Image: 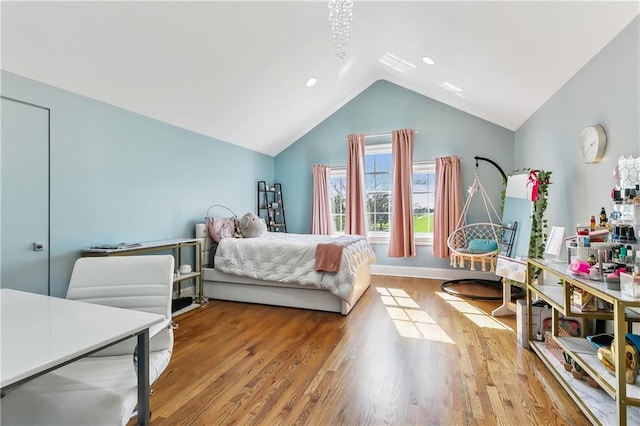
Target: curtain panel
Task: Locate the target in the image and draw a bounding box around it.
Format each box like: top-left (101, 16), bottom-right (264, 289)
top-left (311, 165), bottom-right (333, 235)
top-left (433, 156), bottom-right (463, 258)
top-left (346, 134), bottom-right (367, 236)
top-left (388, 129), bottom-right (416, 257)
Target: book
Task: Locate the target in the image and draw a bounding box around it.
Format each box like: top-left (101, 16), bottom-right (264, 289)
top-left (89, 242), bottom-right (142, 250)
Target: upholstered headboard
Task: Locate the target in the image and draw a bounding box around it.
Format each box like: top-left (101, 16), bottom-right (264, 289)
top-left (198, 204), bottom-right (241, 268)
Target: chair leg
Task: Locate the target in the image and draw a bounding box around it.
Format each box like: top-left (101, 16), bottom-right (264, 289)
top-left (129, 389), bottom-right (155, 421)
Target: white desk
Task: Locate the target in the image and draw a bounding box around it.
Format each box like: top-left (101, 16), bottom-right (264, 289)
top-left (0, 288), bottom-right (164, 425)
top-left (82, 238), bottom-right (205, 307)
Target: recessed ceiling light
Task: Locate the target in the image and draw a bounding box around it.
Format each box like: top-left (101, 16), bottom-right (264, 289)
top-left (306, 77), bottom-right (317, 88)
top-left (422, 56), bottom-right (435, 65)
top-left (439, 82), bottom-right (463, 93)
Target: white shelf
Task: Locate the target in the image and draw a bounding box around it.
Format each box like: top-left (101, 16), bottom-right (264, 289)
top-left (531, 340), bottom-right (640, 425)
top-left (528, 257), bottom-right (640, 425)
top-left (530, 282), bottom-right (565, 310)
top-left (83, 238), bottom-right (204, 305)
top-left (173, 271), bottom-right (200, 283)
top-left (556, 336), bottom-right (640, 400)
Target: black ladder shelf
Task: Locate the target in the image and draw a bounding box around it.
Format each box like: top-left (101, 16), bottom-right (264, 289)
top-left (257, 181), bottom-right (287, 233)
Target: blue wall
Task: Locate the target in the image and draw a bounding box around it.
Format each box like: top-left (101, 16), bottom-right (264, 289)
top-left (515, 17), bottom-right (639, 234)
top-left (275, 80), bottom-right (515, 268)
top-left (1, 71), bottom-right (274, 296)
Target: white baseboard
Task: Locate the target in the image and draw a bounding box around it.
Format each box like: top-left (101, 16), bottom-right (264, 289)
top-left (370, 264), bottom-right (499, 281)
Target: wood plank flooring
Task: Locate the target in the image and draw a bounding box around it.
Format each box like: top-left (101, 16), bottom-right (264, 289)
top-left (145, 276), bottom-right (589, 425)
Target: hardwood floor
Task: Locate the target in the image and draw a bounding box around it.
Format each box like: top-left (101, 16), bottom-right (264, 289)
top-left (145, 276), bottom-right (589, 425)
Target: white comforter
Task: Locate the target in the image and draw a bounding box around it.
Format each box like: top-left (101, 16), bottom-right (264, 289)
top-left (214, 233), bottom-right (376, 301)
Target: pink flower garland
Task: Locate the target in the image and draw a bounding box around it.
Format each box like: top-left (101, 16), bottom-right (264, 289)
top-left (528, 170), bottom-right (540, 202)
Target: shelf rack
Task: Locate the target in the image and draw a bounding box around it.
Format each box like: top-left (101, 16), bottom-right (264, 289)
top-left (257, 181), bottom-right (287, 233)
top-left (82, 238), bottom-right (204, 317)
top-left (527, 258), bottom-right (640, 425)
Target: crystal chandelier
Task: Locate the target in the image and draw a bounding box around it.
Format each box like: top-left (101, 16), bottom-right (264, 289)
top-left (328, 0), bottom-right (353, 60)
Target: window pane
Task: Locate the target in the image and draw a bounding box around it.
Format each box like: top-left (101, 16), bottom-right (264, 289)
top-left (427, 174), bottom-right (435, 192)
top-left (368, 213), bottom-right (390, 232)
top-left (375, 172), bottom-right (390, 191)
top-left (414, 211), bottom-right (434, 233)
top-left (332, 194), bottom-right (345, 215)
top-left (365, 174), bottom-right (375, 191)
top-left (413, 172), bottom-right (427, 189)
top-left (330, 176), bottom-right (345, 195)
top-left (412, 170), bottom-right (435, 236)
top-left (368, 213), bottom-right (376, 231)
top-left (365, 155), bottom-right (375, 171)
top-left (413, 193), bottom-right (427, 213)
top-left (329, 173), bottom-right (346, 234)
top-left (373, 193), bottom-right (389, 212)
top-left (427, 193), bottom-right (435, 209)
top-left (375, 153), bottom-right (391, 173)
top-left (376, 213), bottom-right (389, 231)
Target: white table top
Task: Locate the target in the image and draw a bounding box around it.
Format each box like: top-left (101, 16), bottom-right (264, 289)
top-left (83, 237), bottom-right (199, 254)
top-left (0, 288), bottom-right (164, 388)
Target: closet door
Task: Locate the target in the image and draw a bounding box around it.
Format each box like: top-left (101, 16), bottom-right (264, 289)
top-left (1, 97), bottom-right (50, 294)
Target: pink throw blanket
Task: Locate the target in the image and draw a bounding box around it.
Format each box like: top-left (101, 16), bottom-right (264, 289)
top-left (315, 236), bottom-right (360, 272)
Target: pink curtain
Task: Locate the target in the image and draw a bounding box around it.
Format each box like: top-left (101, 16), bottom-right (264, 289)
top-left (311, 165), bottom-right (333, 235)
top-left (433, 156), bottom-right (463, 258)
top-left (346, 134), bottom-right (367, 236)
top-left (388, 129), bottom-right (415, 257)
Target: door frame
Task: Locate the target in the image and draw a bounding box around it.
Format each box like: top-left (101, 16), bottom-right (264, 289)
top-left (1, 95), bottom-right (51, 295)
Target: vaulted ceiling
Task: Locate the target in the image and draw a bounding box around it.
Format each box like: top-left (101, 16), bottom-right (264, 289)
top-left (2, 1), bottom-right (638, 156)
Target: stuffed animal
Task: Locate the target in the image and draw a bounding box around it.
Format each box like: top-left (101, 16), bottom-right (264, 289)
top-left (240, 212), bottom-right (267, 238)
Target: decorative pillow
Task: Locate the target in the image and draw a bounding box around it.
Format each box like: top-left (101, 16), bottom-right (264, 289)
top-left (240, 212), bottom-right (267, 238)
top-left (467, 239), bottom-right (499, 253)
top-left (207, 217), bottom-right (239, 243)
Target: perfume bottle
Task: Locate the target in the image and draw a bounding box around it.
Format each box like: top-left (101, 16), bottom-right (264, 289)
top-left (599, 207), bottom-right (608, 226)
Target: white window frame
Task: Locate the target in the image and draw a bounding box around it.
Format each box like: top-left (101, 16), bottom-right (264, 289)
top-left (412, 160), bottom-right (436, 246)
top-left (365, 144), bottom-right (393, 243)
top-left (329, 144), bottom-right (435, 246)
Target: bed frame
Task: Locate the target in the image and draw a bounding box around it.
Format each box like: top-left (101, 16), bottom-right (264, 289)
top-left (196, 224), bottom-right (372, 315)
top-left (202, 262), bottom-right (371, 315)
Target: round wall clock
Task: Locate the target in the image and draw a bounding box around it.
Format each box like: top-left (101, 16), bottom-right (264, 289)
top-left (579, 125), bottom-right (607, 164)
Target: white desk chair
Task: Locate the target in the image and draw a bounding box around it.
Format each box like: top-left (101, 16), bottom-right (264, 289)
top-left (1, 255), bottom-right (175, 426)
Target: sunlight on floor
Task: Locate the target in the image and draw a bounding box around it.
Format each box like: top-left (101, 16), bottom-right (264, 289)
top-left (377, 287), bottom-right (454, 343)
top-left (436, 291), bottom-right (513, 331)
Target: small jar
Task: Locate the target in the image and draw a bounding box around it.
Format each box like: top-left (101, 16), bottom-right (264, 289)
top-left (627, 245), bottom-right (635, 264)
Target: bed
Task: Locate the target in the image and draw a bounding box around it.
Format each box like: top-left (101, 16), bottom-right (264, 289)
top-left (196, 223), bottom-right (375, 315)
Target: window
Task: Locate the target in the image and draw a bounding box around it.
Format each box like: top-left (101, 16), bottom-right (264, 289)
top-left (330, 168), bottom-right (346, 234)
top-left (412, 161), bottom-right (436, 239)
top-left (365, 145), bottom-right (392, 234)
top-left (329, 144), bottom-right (436, 244)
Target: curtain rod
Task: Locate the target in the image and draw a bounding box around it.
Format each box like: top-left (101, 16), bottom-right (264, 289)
top-left (343, 130), bottom-right (419, 140)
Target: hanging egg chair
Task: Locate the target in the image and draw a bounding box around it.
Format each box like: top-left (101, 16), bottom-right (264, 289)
top-left (441, 156), bottom-right (524, 301)
top-left (447, 169), bottom-right (503, 272)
